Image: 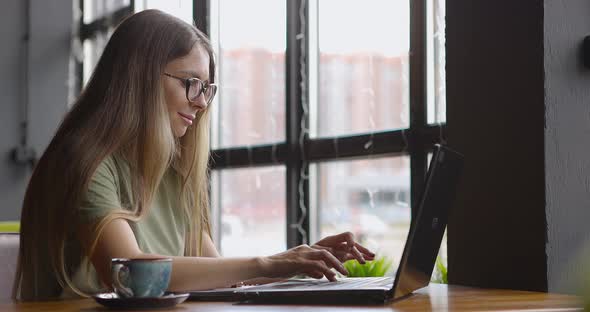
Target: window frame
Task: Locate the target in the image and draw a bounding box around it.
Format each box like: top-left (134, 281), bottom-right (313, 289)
top-left (76, 0), bottom-right (135, 94)
top-left (203, 0), bottom-right (447, 248)
top-left (76, 0), bottom-right (447, 249)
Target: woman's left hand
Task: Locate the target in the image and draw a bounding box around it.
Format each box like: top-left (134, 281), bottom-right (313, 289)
top-left (311, 232), bottom-right (376, 264)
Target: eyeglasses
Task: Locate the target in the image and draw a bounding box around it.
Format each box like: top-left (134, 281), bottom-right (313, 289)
top-left (163, 72), bottom-right (217, 105)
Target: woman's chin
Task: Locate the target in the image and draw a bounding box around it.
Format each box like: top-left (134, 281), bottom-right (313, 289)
top-left (174, 126), bottom-right (188, 138)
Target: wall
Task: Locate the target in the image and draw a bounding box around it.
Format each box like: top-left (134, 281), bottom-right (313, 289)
top-left (446, 0), bottom-right (590, 294)
top-left (446, 0), bottom-right (548, 291)
top-left (0, 0), bottom-right (72, 220)
top-left (544, 0), bottom-right (590, 294)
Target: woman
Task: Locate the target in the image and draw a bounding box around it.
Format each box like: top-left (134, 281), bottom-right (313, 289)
top-left (13, 9), bottom-right (374, 301)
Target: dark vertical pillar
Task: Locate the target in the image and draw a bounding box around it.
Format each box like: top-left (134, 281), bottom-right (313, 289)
top-left (446, 0), bottom-right (547, 291)
top-left (409, 0), bottom-right (428, 220)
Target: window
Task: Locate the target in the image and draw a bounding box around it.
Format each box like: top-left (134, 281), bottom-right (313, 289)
top-left (83, 0), bottom-right (130, 24)
top-left (77, 1), bottom-right (448, 274)
top-left (311, 0), bottom-right (410, 137)
top-left (210, 0), bottom-right (286, 148)
top-left (77, 1), bottom-right (195, 89)
top-left (77, 1), bottom-right (134, 88)
top-left (427, 0), bottom-right (446, 124)
top-left (134, 0), bottom-right (193, 24)
top-left (310, 157), bottom-right (411, 265)
top-left (211, 166), bottom-right (286, 256)
top-left (208, 0), bottom-right (448, 271)
top-left (82, 30), bottom-right (111, 85)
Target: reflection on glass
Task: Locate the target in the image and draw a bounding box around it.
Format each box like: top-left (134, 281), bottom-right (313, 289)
top-left (430, 230), bottom-right (448, 282)
top-left (312, 156), bottom-right (411, 274)
top-left (134, 0), bottom-right (193, 24)
top-left (212, 166), bottom-right (286, 257)
top-left (83, 0), bottom-right (130, 24)
top-left (312, 0), bottom-right (410, 138)
top-left (211, 0), bottom-right (286, 148)
top-left (427, 0), bottom-right (446, 124)
top-left (427, 152), bottom-right (447, 282)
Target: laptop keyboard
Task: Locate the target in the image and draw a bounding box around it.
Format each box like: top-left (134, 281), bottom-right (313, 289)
top-left (240, 277), bottom-right (394, 292)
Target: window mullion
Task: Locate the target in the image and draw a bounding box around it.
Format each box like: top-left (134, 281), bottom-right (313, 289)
top-left (409, 0), bottom-right (428, 220)
top-left (193, 0), bottom-right (209, 36)
top-left (286, 0), bottom-right (309, 248)
top-left (78, 1), bottom-right (134, 94)
top-left (76, 0), bottom-right (84, 96)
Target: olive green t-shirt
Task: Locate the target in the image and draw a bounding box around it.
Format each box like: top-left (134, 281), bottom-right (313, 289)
top-left (62, 156), bottom-right (187, 298)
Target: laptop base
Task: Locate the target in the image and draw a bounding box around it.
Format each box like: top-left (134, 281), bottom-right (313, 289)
top-left (238, 290), bottom-right (393, 305)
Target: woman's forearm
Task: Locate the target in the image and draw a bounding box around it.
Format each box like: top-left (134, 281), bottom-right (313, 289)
top-left (85, 220), bottom-right (269, 292)
top-left (166, 255), bottom-right (264, 292)
top-left (87, 220), bottom-right (366, 293)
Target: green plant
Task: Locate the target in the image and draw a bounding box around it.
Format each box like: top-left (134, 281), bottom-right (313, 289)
top-left (342, 256), bottom-right (393, 277)
top-left (430, 255), bottom-right (448, 284)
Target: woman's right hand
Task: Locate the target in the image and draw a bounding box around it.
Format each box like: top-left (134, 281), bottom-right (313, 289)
top-left (258, 244), bottom-right (349, 282)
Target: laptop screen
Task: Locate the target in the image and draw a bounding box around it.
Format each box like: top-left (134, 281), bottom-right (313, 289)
top-left (392, 144), bottom-right (464, 299)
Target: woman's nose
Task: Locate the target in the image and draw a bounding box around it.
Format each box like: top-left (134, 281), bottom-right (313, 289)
top-left (191, 94), bottom-right (207, 110)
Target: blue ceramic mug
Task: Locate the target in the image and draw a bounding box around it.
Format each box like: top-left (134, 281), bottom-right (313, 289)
top-left (111, 258), bottom-right (172, 298)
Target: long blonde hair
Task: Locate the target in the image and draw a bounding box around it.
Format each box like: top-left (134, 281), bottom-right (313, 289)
top-left (13, 9), bottom-right (215, 300)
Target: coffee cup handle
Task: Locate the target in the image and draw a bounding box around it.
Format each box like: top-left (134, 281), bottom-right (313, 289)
top-left (112, 263), bottom-right (134, 298)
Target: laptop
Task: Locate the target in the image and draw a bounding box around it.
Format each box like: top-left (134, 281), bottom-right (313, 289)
top-left (190, 144), bottom-right (464, 304)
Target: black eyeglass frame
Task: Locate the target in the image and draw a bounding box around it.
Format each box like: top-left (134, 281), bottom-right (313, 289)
top-left (164, 72), bottom-right (217, 104)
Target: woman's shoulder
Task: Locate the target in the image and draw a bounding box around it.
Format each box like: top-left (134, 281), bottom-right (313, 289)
top-left (94, 154), bottom-right (130, 178)
top-left (91, 155), bottom-right (117, 181)
top-left (88, 154), bottom-right (132, 193)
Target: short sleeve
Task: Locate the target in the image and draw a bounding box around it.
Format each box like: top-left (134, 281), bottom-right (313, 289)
top-left (78, 157), bottom-right (122, 225)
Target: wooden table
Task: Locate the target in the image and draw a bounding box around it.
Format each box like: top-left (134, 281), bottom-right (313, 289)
top-left (0, 284), bottom-right (583, 311)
